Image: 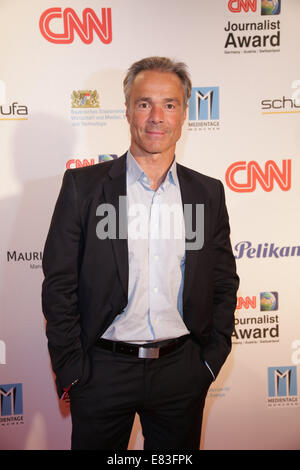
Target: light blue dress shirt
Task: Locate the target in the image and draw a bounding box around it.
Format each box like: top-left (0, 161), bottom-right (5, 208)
top-left (102, 151), bottom-right (190, 344)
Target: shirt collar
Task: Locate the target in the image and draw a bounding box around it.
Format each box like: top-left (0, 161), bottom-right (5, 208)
top-left (168, 157), bottom-right (179, 187)
top-left (127, 150), bottom-right (144, 185)
top-left (126, 150), bottom-right (179, 188)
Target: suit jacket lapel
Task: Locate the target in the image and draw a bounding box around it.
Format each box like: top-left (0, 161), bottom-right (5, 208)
top-left (103, 153), bottom-right (128, 298)
top-left (177, 163), bottom-right (208, 308)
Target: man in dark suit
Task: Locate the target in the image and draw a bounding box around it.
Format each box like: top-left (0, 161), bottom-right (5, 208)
top-left (42, 57), bottom-right (239, 450)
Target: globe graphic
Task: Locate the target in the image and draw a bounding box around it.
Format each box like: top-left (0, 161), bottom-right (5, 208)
top-left (260, 292), bottom-right (277, 311)
top-left (261, 0), bottom-right (280, 16)
top-left (99, 154), bottom-right (114, 162)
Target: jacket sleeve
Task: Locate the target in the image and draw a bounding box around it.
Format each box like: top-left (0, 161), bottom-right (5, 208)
top-left (203, 180), bottom-right (239, 379)
top-left (42, 170), bottom-right (85, 396)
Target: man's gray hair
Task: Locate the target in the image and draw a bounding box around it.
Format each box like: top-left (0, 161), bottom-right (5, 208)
top-left (123, 56), bottom-right (192, 107)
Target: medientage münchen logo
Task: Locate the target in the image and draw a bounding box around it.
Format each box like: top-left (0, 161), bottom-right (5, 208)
top-left (0, 383), bottom-right (24, 425)
top-left (189, 87), bottom-right (219, 121)
top-left (267, 366), bottom-right (298, 407)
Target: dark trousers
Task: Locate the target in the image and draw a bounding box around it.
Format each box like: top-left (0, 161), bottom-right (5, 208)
top-left (69, 336), bottom-right (213, 450)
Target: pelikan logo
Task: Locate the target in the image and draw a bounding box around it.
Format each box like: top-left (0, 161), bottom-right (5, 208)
top-left (234, 241), bottom-right (300, 259)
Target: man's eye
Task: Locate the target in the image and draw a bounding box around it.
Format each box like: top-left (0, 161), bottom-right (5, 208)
top-left (138, 102), bottom-right (149, 108)
top-left (166, 103), bottom-right (175, 109)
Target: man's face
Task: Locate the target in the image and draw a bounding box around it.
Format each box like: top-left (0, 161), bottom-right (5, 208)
top-left (126, 70), bottom-right (187, 157)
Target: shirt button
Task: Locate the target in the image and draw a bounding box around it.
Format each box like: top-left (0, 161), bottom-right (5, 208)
top-left (154, 255), bottom-right (159, 260)
top-left (153, 287), bottom-right (158, 293)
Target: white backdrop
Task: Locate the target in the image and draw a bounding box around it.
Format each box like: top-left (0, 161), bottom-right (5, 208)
top-left (0, 0), bottom-right (299, 450)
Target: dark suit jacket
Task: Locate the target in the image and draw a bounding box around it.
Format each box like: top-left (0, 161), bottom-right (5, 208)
top-left (42, 153), bottom-right (239, 397)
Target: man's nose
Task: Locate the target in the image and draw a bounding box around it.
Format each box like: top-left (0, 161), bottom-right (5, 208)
top-left (149, 105), bottom-right (164, 123)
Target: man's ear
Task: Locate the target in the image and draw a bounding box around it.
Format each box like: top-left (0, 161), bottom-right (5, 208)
top-left (182, 104), bottom-right (188, 123)
top-left (125, 103), bottom-right (130, 123)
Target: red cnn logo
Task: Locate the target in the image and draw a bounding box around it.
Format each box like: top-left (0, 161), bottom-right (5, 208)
top-left (228, 0), bottom-right (257, 12)
top-left (39, 7), bottom-right (112, 44)
top-left (225, 160), bottom-right (291, 192)
top-left (66, 159), bottom-right (95, 169)
top-left (236, 296), bottom-right (256, 310)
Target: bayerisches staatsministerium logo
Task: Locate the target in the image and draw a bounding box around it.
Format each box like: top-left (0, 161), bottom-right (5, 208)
top-left (71, 90), bottom-right (100, 108)
top-left (70, 90), bottom-right (125, 127)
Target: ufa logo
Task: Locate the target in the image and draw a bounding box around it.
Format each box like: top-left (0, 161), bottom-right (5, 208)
top-left (39, 7), bottom-right (112, 44)
top-left (225, 160), bottom-right (291, 192)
